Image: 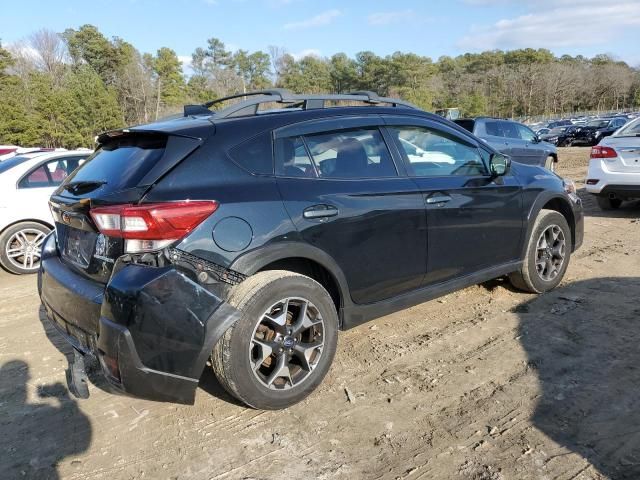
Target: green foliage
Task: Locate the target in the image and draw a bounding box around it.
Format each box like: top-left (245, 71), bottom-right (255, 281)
top-left (1, 27), bottom-right (639, 149)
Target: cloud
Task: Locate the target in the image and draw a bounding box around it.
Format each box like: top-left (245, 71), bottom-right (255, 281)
top-left (457, 0), bottom-right (640, 50)
top-left (367, 9), bottom-right (414, 26)
top-left (291, 48), bottom-right (322, 60)
top-left (283, 9), bottom-right (341, 30)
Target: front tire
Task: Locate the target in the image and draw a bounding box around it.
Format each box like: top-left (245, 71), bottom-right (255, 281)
top-left (0, 222), bottom-right (50, 275)
top-left (211, 270), bottom-right (338, 409)
top-left (596, 196), bottom-right (622, 210)
top-left (509, 209), bottom-right (571, 294)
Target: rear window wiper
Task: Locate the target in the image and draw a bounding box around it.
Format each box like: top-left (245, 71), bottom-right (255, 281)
top-left (63, 180), bottom-right (106, 194)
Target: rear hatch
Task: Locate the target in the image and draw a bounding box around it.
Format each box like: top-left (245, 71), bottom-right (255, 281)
top-left (601, 136), bottom-right (640, 173)
top-left (50, 125), bottom-right (209, 284)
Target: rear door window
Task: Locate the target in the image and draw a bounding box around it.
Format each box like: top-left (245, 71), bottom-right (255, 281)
top-left (18, 156), bottom-right (88, 188)
top-left (228, 131), bottom-right (273, 175)
top-left (303, 128), bottom-right (397, 178)
top-left (501, 121), bottom-right (520, 139)
top-left (485, 121), bottom-right (503, 137)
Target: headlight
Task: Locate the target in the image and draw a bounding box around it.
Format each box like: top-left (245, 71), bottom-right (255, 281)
top-left (563, 178), bottom-right (577, 195)
top-left (594, 131), bottom-right (602, 137)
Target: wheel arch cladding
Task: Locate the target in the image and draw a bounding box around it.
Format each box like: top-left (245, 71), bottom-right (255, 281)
top-left (258, 257), bottom-right (342, 314)
top-left (524, 194), bottom-right (575, 257)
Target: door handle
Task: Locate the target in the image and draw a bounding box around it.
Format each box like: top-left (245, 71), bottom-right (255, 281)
top-left (303, 204), bottom-right (339, 219)
top-left (426, 195), bottom-right (452, 205)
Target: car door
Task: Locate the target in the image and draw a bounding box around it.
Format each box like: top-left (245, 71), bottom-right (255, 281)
top-left (501, 121), bottom-right (529, 164)
top-left (15, 156), bottom-right (87, 223)
top-left (275, 117), bottom-right (427, 305)
top-left (384, 117), bottom-right (524, 286)
top-left (515, 123), bottom-right (546, 166)
top-left (481, 120), bottom-right (511, 156)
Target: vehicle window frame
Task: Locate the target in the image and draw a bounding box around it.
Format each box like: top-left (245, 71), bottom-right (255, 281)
top-left (500, 121), bottom-right (520, 139)
top-left (275, 121), bottom-right (402, 180)
top-left (17, 155), bottom-right (89, 189)
top-left (385, 123), bottom-right (489, 179)
top-left (516, 124), bottom-right (536, 142)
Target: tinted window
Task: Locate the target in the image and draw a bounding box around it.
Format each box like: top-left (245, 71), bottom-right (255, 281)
top-left (616, 118), bottom-right (640, 136)
top-left (228, 131), bottom-right (273, 175)
top-left (276, 136), bottom-right (316, 177)
top-left (501, 121), bottom-right (520, 139)
top-left (302, 128), bottom-right (397, 179)
top-left (389, 126), bottom-right (486, 177)
top-left (516, 124), bottom-right (536, 142)
top-left (68, 136), bottom-right (166, 191)
top-left (485, 121), bottom-right (503, 137)
top-left (454, 119), bottom-right (475, 133)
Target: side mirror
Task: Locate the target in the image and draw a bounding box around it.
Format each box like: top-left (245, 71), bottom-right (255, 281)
top-left (490, 153), bottom-right (510, 177)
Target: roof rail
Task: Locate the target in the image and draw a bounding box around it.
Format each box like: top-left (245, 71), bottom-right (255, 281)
top-left (183, 89), bottom-right (419, 119)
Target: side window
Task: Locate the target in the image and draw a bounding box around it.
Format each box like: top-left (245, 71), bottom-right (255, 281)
top-left (19, 166), bottom-right (51, 188)
top-left (485, 121), bottom-right (503, 137)
top-left (516, 124), bottom-right (536, 142)
top-left (501, 121), bottom-right (520, 139)
top-left (276, 136), bottom-right (316, 177)
top-left (388, 125), bottom-right (487, 177)
top-left (302, 127), bottom-right (397, 179)
top-left (228, 131), bottom-right (273, 175)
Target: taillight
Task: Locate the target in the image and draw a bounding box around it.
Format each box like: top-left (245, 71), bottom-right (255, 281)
top-left (90, 201), bottom-right (218, 253)
top-left (590, 146), bottom-right (617, 159)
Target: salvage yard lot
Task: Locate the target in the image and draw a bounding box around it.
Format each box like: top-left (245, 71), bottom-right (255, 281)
top-left (1, 148), bottom-right (639, 480)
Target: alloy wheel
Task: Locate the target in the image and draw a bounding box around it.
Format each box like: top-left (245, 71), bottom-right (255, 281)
top-left (5, 228), bottom-right (46, 271)
top-left (535, 224), bottom-right (566, 281)
top-left (249, 297), bottom-right (325, 390)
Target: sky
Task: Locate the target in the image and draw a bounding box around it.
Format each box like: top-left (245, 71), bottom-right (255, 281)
top-left (4, 0), bottom-right (640, 70)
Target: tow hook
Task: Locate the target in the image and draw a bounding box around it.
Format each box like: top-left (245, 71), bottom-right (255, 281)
top-left (66, 349), bottom-right (90, 399)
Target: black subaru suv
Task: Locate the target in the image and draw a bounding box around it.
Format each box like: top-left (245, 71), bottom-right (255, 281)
top-left (38, 90), bottom-right (583, 410)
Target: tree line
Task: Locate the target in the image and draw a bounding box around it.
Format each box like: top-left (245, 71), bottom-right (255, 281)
top-left (1, 24), bottom-right (639, 148)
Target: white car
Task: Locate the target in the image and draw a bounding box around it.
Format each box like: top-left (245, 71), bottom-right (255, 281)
top-left (586, 117), bottom-right (640, 210)
top-left (0, 150), bottom-right (90, 274)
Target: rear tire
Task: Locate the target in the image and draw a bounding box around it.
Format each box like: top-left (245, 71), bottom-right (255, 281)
top-left (211, 270), bottom-right (338, 409)
top-left (596, 196), bottom-right (622, 210)
top-left (0, 222), bottom-right (50, 275)
top-left (509, 209), bottom-right (571, 294)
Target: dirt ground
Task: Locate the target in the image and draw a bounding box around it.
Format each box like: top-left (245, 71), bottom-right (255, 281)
top-left (1, 147), bottom-right (639, 480)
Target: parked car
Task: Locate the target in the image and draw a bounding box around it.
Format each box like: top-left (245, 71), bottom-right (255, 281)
top-left (539, 125), bottom-right (580, 147)
top-left (0, 151), bottom-right (89, 274)
top-left (547, 120), bottom-right (573, 129)
top-left (455, 117), bottom-right (557, 171)
top-left (585, 116), bottom-right (640, 209)
top-left (572, 117), bottom-right (628, 146)
top-left (38, 90), bottom-right (583, 409)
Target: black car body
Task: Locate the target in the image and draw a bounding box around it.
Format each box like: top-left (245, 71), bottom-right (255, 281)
top-left (539, 126), bottom-right (580, 147)
top-left (572, 117), bottom-right (628, 146)
top-left (38, 90), bottom-right (584, 408)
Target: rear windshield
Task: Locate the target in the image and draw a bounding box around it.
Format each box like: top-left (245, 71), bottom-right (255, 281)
top-left (454, 119), bottom-right (475, 133)
top-left (616, 118), bottom-right (640, 136)
top-left (66, 135), bottom-right (166, 191)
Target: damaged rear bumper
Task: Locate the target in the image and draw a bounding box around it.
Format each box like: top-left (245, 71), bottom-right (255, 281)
top-left (38, 234), bottom-right (240, 404)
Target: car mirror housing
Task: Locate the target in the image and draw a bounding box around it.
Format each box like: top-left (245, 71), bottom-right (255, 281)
top-left (490, 153), bottom-right (511, 177)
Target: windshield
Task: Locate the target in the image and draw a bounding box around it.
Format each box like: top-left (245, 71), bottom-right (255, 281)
top-left (0, 155), bottom-right (33, 175)
top-left (549, 127), bottom-right (567, 134)
top-left (615, 118), bottom-right (640, 136)
top-left (587, 120), bottom-right (610, 128)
